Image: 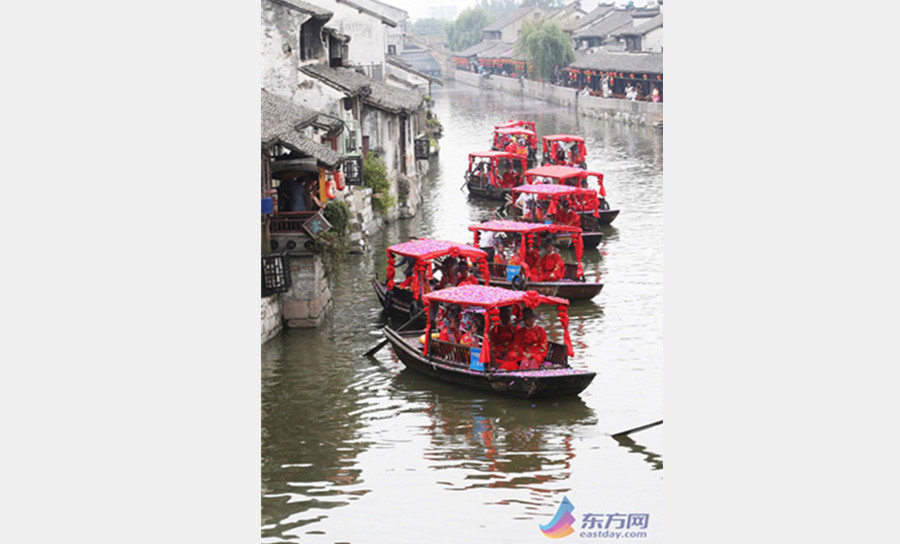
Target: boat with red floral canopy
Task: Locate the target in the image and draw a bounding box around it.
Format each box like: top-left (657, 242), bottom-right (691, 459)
top-left (468, 220), bottom-right (603, 301)
top-left (494, 119), bottom-right (536, 134)
top-left (382, 284), bottom-right (595, 398)
top-left (517, 165), bottom-right (619, 226)
top-left (506, 183), bottom-right (606, 249)
top-left (491, 126), bottom-right (538, 167)
top-left (464, 151), bottom-right (528, 201)
top-left (373, 238), bottom-right (492, 323)
top-left (542, 134), bottom-right (588, 169)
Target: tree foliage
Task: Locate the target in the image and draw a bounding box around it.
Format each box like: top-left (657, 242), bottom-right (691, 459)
top-left (515, 16), bottom-right (575, 81)
top-left (445, 8), bottom-right (495, 52)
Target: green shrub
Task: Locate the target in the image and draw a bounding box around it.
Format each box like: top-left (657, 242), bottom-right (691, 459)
top-left (314, 199), bottom-right (351, 280)
top-left (362, 154), bottom-right (396, 214)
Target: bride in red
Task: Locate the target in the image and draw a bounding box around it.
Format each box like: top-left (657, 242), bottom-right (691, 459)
top-left (533, 239), bottom-right (565, 281)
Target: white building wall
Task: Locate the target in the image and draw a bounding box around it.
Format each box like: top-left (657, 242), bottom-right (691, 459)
top-left (261, 2), bottom-right (311, 99)
top-left (313, 0), bottom-right (388, 68)
top-left (642, 27), bottom-right (663, 52)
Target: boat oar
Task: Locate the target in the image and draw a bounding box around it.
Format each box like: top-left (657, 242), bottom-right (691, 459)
top-left (611, 419), bottom-right (663, 438)
top-left (364, 308), bottom-right (427, 357)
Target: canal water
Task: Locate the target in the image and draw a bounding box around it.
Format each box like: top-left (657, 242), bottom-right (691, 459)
top-left (261, 81), bottom-right (664, 543)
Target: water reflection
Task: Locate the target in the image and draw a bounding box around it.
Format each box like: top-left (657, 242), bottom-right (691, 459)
top-left (613, 434), bottom-right (663, 471)
top-left (261, 81), bottom-right (663, 542)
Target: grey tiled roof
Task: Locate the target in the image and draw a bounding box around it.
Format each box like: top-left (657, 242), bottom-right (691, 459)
top-left (570, 50), bottom-right (663, 74)
top-left (483, 6), bottom-right (540, 32)
top-left (300, 63), bottom-right (422, 113)
top-left (572, 9), bottom-right (633, 39)
top-left (261, 89), bottom-right (318, 140)
top-left (565, 4), bottom-right (614, 32)
top-left (366, 79), bottom-right (423, 113)
top-left (613, 13), bottom-right (662, 37)
top-left (261, 89), bottom-right (343, 168)
top-left (456, 40), bottom-right (516, 58)
top-left (387, 55), bottom-right (443, 84)
top-left (335, 0), bottom-right (399, 27)
top-left (270, 0), bottom-right (332, 19)
top-left (300, 64), bottom-right (372, 97)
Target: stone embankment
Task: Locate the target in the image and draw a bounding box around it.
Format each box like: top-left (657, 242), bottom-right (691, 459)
top-left (454, 70), bottom-right (663, 127)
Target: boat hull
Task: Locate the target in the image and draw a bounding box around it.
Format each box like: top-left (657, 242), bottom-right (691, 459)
top-left (490, 277), bottom-right (603, 300)
top-left (372, 278), bottom-right (427, 325)
top-left (384, 328), bottom-right (596, 399)
top-left (466, 180), bottom-right (511, 201)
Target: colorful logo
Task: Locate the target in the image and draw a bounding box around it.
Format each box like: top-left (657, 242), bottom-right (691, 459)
top-left (539, 495), bottom-right (576, 539)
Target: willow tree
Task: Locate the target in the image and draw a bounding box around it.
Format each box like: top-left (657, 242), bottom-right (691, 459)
top-left (446, 8), bottom-right (495, 52)
top-left (515, 17), bottom-right (575, 81)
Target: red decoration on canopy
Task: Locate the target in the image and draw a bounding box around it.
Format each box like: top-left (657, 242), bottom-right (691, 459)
top-left (473, 231), bottom-right (481, 248)
top-left (557, 305), bottom-right (574, 356)
top-left (423, 301), bottom-right (432, 356)
top-left (386, 250), bottom-right (396, 289)
top-left (573, 235), bottom-right (584, 278)
top-left (478, 258), bottom-right (491, 287)
top-left (522, 290), bottom-right (541, 309)
top-left (480, 306), bottom-right (500, 364)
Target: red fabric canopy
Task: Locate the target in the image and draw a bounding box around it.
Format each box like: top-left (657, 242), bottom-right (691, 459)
top-left (522, 165), bottom-right (584, 179)
top-left (468, 219), bottom-right (581, 235)
top-left (542, 134), bottom-right (585, 143)
top-left (468, 151), bottom-right (517, 159)
top-left (494, 120), bottom-right (535, 131)
top-left (494, 127), bottom-right (536, 137)
top-left (386, 238), bottom-right (487, 261)
top-left (422, 284), bottom-right (568, 310)
top-left (511, 184), bottom-right (595, 197)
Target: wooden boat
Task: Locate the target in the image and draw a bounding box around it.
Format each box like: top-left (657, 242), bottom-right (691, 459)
top-left (383, 285), bottom-right (596, 399)
top-left (491, 126), bottom-right (538, 168)
top-left (542, 134), bottom-right (588, 169)
top-left (505, 183), bottom-right (607, 248)
top-left (494, 119), bottom-right (536, 134)
top-left (373, 238), bottom-right (491, 323)
top-left (464, 151), bottom-right (527, 201)
top-left (468, 219), bottom-right (603, 301)
top-left (518, 165), bottom-right (619, 227)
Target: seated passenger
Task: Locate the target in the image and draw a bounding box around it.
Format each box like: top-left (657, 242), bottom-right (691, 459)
top-left (512, 308), bottom-right (548, 369)
top-left (437, 257), bottom-right (458, 289)
top-left (501, 169), bottom-right (518, 188)
top-left (490, 306), bottom-right (519, 370)
top-left (535, 239), bottom-right (565, 281)
top-left (454, 262), bottom-right (479, 287)
top-left (553, 199), bottom-right (582, 229)
top-left (439, 313), bottom-right (474, 346)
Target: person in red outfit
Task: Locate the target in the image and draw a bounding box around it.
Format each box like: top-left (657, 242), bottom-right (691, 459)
top-left (512, 308), bottom-right (548, 369)
top-left (490, 306), bottom-right (519, 369)
top-left (536, 239), bottom-right (566, 281)
top-left (553, 199), bottom-right (582, 229)
top-left (439, 313), bottom-right (474, 346)
top-left (454, 262), bottom-right (479, 286)
top-left (501, 168), bottom-right (519, 188)
top-left (437, 257), bottom-right (458, 289)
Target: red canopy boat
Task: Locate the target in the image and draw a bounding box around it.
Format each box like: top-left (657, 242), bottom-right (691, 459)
top-left (519, 165), bottom-right (619, 226)
top-left (468, 220), bottom-right (602, 301)
top-left (506, 183), bottom-right (607, 248)
top-left (382, 284), bottom-right (596, 398)
top-left (494, 119), bottom-right (537, 133)
top-left (491, 126), bottom-right (538, 167)
top-left (542, 134), bottom-right (587, 169)
top-left (373, 238), bottom-right (490, 323)
top-left (464, 151), bottom-right (528, 201)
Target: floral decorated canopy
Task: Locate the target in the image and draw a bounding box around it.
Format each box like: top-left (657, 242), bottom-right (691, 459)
top-left (468, 219), bottom-right (581, 235)
top-left (385, 239), bottom-right (490, 297)
top-left (542, 134), bottom-right (585, 144)
top-left (421, 285), bottom-right (574, 360)
top-left (494, 127), bottom-right (536, 137)
top-left (468, 151), bottom-right (521, 160)
top-left (386, 238), bottom-right (487, 261)
top-left (423, 284), bottom-right (567, 309)
top-left (522, 165), bottom-right (586, 180)
top-left (511, 183), bottom-right (597, 198)
top-left (494, 120), bottom-right (536, 132)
